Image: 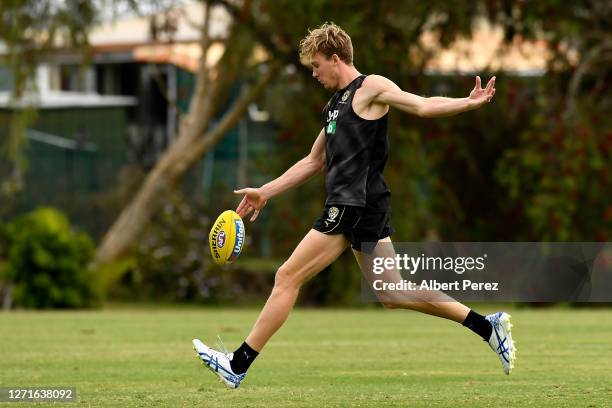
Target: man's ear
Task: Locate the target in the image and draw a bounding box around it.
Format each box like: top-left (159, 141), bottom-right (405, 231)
top-left (331, 54), bottom-right (340, 65)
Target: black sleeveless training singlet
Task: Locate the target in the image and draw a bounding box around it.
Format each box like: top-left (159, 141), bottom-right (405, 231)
top-left (322, 74), bottom-right (391, 211)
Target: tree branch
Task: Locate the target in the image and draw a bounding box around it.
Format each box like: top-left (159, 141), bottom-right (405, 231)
top-left (191, 62), bottom-right (281, 160)
top-left (215, 0), bottom-right (311, 77)
top-left (563, 39), bottom-right (612, 121)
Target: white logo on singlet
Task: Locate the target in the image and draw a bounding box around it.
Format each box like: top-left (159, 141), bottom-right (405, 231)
top-left (327, 109), bottom-right (339, 123)
top-left (340, 90), bottom-right (351, 103)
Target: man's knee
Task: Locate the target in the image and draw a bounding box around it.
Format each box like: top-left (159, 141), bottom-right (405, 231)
top-left (378, 292), bottom-right (404, 309)
top-left (273, 263), bottom-right (302, 291)
top-left (380, 300), bottom-right (400, 309)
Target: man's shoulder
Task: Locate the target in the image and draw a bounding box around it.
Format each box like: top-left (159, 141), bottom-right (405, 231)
top-left (361, 74), bottom-right (395, 94)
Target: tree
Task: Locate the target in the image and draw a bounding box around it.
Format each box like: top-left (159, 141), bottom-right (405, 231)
top-left (0, 1), bottom-right (282, 275)
top-left (94, 1), bottom-right (281, 266)
top-left (488, 0), bottom-right (612, 240)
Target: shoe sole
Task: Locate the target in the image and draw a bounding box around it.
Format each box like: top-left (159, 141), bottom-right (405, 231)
top-left (192, 345), bottom-right (238, 389)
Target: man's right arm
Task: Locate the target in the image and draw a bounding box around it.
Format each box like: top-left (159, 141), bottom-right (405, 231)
top-left (260, 128), bottom-right (326, 199)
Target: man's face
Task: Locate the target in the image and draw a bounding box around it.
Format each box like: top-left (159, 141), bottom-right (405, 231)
top-left (310, 52), bottom-right (339, 90)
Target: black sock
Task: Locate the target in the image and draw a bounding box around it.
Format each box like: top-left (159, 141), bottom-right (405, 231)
top-left (230, 342), bottom-right (259, 374)
top-left (462, 310), bottom-right (492, 341)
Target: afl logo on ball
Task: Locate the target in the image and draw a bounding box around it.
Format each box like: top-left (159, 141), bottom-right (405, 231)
top-left (217, 231), bottom-right (226, 248)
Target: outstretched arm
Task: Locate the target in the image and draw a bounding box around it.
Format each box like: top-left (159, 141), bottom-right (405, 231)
top-left (368, 75), bottom-right (496, 118)
top-left (235, 128), bottom-right (326, 221)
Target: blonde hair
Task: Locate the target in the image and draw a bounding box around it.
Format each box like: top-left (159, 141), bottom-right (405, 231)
top-left (299, 22), bottom-right (353, 65)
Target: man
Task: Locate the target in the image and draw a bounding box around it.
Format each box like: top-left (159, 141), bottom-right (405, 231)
top-left (193, 22), bottom-right (516, 389)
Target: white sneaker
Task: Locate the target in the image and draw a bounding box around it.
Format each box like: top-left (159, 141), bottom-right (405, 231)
top-left (485, 312), bottom-right (516, 375)
top-left (192, 339), bottom-right (246, 389)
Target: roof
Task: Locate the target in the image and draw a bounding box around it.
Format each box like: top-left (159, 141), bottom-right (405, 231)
top-left (88, 1), bottom-right (230, 72)
top-left (132, 42), bottom-right (224, 73)
top-left (89, 2), bottom-right (230, 46)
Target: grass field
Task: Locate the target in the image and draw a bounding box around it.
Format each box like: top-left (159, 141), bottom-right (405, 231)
top-left (1, 305), bottom-right (611, 407)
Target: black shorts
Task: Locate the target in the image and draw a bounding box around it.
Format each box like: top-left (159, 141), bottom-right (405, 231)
top-left (312, 205), bottom-right (393, 253)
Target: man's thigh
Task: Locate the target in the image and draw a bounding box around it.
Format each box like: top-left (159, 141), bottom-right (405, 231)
top-left (352, 236), bottom-right (399, 278)
top-left (278, 229), bottom-right (349, 286)
top-left (352, 237), bottom-right (456, 304)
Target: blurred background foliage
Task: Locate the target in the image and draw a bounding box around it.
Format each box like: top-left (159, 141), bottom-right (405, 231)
top-left (0, 0), bottom-right (609, 308)
top-left (0, 208), bottom-right (98, 308)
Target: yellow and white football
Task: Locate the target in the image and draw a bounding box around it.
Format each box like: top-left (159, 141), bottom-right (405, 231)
top-left (209, 210), bottom-right (245, 265)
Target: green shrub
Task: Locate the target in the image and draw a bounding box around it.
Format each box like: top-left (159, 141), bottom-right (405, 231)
top-left (4, 207), bottom-right (98, 308)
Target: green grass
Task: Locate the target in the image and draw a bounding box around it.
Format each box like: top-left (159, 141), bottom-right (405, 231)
top-left (1, 306), bottom-right (611, 407)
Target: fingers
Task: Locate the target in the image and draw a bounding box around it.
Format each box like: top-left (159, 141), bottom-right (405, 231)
top-left (475, 76), bottom-right (481, 89)
top-left (236, 196), bottom-right (248, 215)
top-left (234, 189), bottom-right (247, 215)
top-left (240, 204), bottom-right (254, 219)
top-left (487, 78), bottom-right (496, 102)
top-left (234, 187), bottom-right (264, 221)
top-left (235, 188), bottom-right (254, 217)
top-left (238, 200), bottom-right (257, 220)
top-left (251, 209), bottom-right (260, 222)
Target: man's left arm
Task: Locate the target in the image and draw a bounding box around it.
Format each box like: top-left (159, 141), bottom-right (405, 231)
top-left (369, 75), bottom-right (496, 118)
